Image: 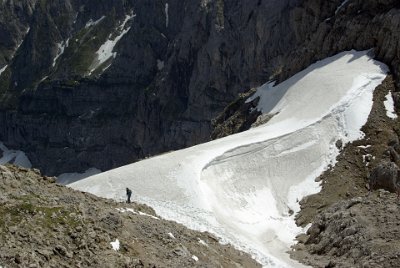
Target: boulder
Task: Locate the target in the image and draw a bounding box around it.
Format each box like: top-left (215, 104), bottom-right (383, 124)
top-left (369, 161), bottom-right (400, 193)
top-left (392, 92), bottom-right (400, 110)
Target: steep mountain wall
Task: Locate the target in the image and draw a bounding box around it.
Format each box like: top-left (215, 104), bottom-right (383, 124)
top-left (213, 0), bottom-right (400, 138)
top-left (0, 0), bottom-right (399, 175)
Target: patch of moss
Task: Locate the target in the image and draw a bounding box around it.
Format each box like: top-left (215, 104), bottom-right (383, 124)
top-left (0, 201), bottom-right (80, 231)
top-left (0, 92), bottom-right (19, 110)
top-left (39, 0), bottom-right (47, 11)
top-left (60, 14), bottom-right (118, 75)
top-left (216, 0), bottom-right (225, 29)
top-left (89, 57), bottom-right (113, 77)
top-left (38, 206), bottom-right (80, 228)
top-left (144, 84), bottom-right (154, 92)
top-left (14, 193), bottom-right (42, 203)
top-left (63, 79), bottom-right (80, 87)
top-left (0, 66), bottom-right (12, 94)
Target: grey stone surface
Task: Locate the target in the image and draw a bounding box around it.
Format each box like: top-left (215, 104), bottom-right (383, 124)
top-left (369, 161), bottom-right (400, 193)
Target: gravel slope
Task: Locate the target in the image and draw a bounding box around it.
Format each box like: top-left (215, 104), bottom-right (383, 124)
top-left (0, 165), bottom-right (260, 268)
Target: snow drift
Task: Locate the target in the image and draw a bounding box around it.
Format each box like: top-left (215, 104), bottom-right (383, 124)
top-left (0, 142), bottom-right (32, 168)
top-left (70, 50), bottom-right (388, 267)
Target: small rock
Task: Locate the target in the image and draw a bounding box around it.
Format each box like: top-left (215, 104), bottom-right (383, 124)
top-left (32, 168), bottom-right (41, 175)
top-left (88, 231), bottom-right (96, 239)
top-left (336, 139), bottom-right (343, 150)
top-left (36, 249), bottom-right (53, 261)
top-left (288, 208), bottom-right (294, 216)
top-left (296, 233), bottom-right (309, 244)
top-left (369, 161), bottom-right (399, 193)
top-left (44, 176), bottom-right (56, 183)
top-left (14, 254), bottom-right (22, 264)
top-left (173, 245), bottom-right (190, 257)
top-left (54, 245), bottom-right (72, 258)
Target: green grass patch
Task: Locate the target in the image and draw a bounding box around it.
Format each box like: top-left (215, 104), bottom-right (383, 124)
top-left (0, 201), bottom-right (81, 231)
top-left (59, 14), bottom-right (118, 75)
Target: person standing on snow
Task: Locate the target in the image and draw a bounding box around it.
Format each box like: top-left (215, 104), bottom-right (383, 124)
top-left (126, 188), bottom-right (132, 203)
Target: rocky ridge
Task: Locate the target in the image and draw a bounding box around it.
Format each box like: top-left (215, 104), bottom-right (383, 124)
top-left (0, 164), bottom-right (260, 268)
top-left (292, 193), bottom-right (400, 268)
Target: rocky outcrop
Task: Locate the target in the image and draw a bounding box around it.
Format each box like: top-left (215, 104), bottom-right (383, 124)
top-left (0, 0), bottom-right (37, 67)
top-left (291, 193), bottom-right (400, 268)
top-left (369, 161), bottom-right (400, 193)
top-left (0, 164), bottom-right (260, 267)
top-left (0, 0), bottom-right (300, 174)
top-left (211, 89), bottom-right (261, 140)
top-left (0, 0), bottom-right (400, 175)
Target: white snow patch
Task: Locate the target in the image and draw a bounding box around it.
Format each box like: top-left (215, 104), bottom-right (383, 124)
top-left (0, 142), bottom-right (32, 168)
top-left (165, 3), bottom-right (169, 28)
top-left (14, 27), bottom-right (30, 52)
top-left (102, 63), bottom-right (112, 73)
top-left (0, 65), bottom-right (7, 77)
top-left (335, 0), bottom-right (350, 14)
top-left (89, 13), bottom-right (135, 75)
top-left (39, 76), bottom-right (49, 83)
top-left (73, 13), bottom-right (78, 24)
top-left (116, 208), bottom-right (137, 214)
top-left (157, 59), bottom-right (165, 71)
top-left (85, 16), bottom-right (106, 28)
top-left (138, 211), bottom-right (160, 220)
top-left (357, 145), bottom-right (371, 149)
top-left (52, 39), bottom-right (69, 67)
top-left (384, 91), bottom-right (398, 119)
top-left (70, 50), bottom-right (388, 267)
top-left (198, 238), bottom-right (208, 246)
top-left (192, 255), bottom-right (199, 262)
top-left (110, 239), bottom-right (120, 251)
top-left (168, 232), bottom-right (175, 239)
top-left (362, 154), bottom-right (375, 166)
top-left (362, 154), bottom-right (372, 162)
top-left (57, 167), bottom-right (101, 185)
top-left (115, 207), bottom-right (159, 220)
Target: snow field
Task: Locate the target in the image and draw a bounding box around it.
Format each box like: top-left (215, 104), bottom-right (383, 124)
top-left (0, 65), bottom-right (7, 77)
top-left (0, 142), bottom-right (32, 168)
top-left (52, 39), bottom-right (69, 67)
top-left (85, 16), bottom-right (106, 29)
top-left (335, 0), bottom-right (350, 14)
top-left (57, 168), bottom-right (101, 185)
top-left (384, 91), bottom-right (398, 119)
top-left (89, 13), bottom-right (135, 75)
top-left (70, 50), bottom-right (388, 267)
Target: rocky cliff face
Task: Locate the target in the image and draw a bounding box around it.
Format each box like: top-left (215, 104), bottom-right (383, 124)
top-left (212, 0), bottom-right (400, 138)
top-left (0, 0), bottom-right (399, 175)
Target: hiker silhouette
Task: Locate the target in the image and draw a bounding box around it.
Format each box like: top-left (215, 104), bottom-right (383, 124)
top-left (126, 188), bottom-right (132, 203)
